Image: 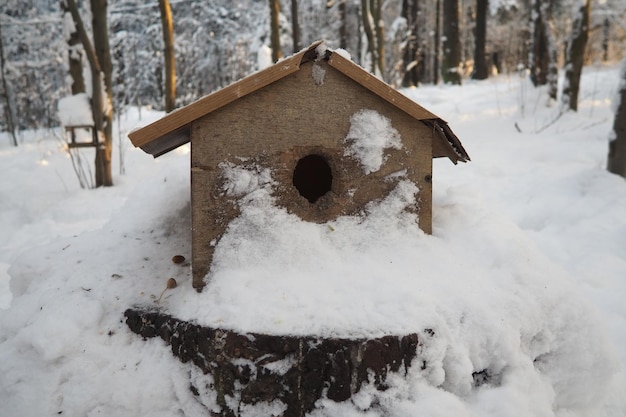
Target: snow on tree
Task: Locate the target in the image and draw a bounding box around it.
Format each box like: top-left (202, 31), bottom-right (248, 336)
top-left (0, 0), bottom-right (67, 131)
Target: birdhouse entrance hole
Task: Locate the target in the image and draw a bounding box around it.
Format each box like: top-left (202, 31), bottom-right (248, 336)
top-left (292, 154), bottom-right (333, 204)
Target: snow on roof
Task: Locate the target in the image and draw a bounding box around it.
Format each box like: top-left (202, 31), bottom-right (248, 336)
top-left (57, 93), bottom-right (94, 127)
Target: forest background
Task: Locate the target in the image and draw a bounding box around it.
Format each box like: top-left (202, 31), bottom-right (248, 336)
top-left (1, 0), bottom-right (625, 132)
top-left (1, 4), bottom-right (626, 414)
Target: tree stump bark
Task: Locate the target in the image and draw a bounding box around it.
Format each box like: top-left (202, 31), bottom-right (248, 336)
top-left (124, 308), bottom-right (421, 417)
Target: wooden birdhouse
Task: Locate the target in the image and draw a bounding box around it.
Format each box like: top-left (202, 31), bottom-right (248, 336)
top-left (128, 41), bottom-right (469, 290)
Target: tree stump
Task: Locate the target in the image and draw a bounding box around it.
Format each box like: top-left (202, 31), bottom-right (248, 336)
top-left (124, 308), bottom-right (421, 417)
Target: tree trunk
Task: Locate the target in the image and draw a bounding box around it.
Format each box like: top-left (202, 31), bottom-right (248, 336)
top-left (529, 0), bottom-right (557, 101)
top-left (361, 0), bottom-right (382, 77)
top-left (562, 0), bottom-right (590, 112)
top-left (401, 0), bottom-right (420, 87)
top-left (65, 0), bottom-right (112, 187)
top-left (547, 31), bottom-right (558, 101)
top-left (544, 1), bottom-right (558, 101)
top-left (602, 17), bottom-right (609, 62)
top-left (61, 1), bottom-right (86, 94)
top-left (0, 21), bottom-right (17, 146)
top-left (90, 0), bottom-right (113, 187)
top-left (371, 0), bottom-right (384, 78)
top-left (471, 0), bottom-right (488, 80)
top-left (158, 0), bottom-right (176, 112)
top-left (291, 0), bottom-right (300, 53)
top-left (434, 0), bottom-right (440, 84)
top-left (361, 0), bottom-right (376, 74)
top-left (339, 0), bottom-right (347, 50)
top-left (269, 0), bottom-right (282, 63)
top-left (442, 0), bottom-right (461, 85)
top-left (529, 0), bottom-right (549, 86)
top-left (607, 59), bottom-right (626, 178)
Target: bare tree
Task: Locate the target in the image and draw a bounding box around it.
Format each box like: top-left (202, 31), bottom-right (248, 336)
top-left (61, 0), bottom-right (85, 94)
top-left (269, 0), bottom-right (282, 63)
top-left (64, 0), bottom-right (113, 187)
top-left (90, 0), bottom-right (113, 186)
top-left (361, 0), bottom-right (383, 77)
top-left (562, 0), bottom-right (591, 112)
top-left (372, 0), bottom-right (384, 78)
top-left (158, 0), bottom-right (176, 112)
top-left (442, 0), bottom-right (461, 84)
top-left (291, 0), bottom-right (301, 53)
top-left (529, 0), bottom-right (547, 86)
top-left (0, 17), bottom-right (17, 146)
top-left (361, 0), bottom-right (376, 74)
top-left (529, 0), bottom-right (557, 101)
top-left (401, 0), bottom-right (420, 87)
top-left (434, 0), bottom-right (441, 84)
top-left (602, 17), bottom-right (609, 62)
top-left (338, 0), bottom-right (347, 50)
top-left (471, 0), bottom-right (488, 80)
top-left (608, 58), bottom-right (626, 178)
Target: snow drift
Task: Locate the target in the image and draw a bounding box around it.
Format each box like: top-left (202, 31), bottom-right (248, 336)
top-left (1, 68), bottom-right (625, 417)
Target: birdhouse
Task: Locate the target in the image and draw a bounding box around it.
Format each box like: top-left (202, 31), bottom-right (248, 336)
top-left (128, 41), bottom-right (469, 290)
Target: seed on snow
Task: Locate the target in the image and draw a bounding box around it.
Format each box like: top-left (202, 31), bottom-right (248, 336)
top-left (172, 255), bottom-right (185, 264)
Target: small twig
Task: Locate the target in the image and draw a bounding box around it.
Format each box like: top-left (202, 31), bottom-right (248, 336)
top-left (579, 118), bottom-right (609, 130)
top-left (535, 110), bottom-right (565, 134)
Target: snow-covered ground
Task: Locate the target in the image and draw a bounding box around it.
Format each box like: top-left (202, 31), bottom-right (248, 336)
top-left (1, 65), bottom-right (625, 417)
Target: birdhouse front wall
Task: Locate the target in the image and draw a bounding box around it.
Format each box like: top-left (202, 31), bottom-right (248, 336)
top-left (190, 60), bottom-right (434, 287)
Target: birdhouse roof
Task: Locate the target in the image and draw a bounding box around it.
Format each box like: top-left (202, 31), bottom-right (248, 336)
top-left (128, 41), bottom-right (469, 164)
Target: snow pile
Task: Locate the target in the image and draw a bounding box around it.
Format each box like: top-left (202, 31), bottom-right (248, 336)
top-left (257, 44), bottom-right (273, 70)
top-left (220, 161), bottom-right (275, 198)
top-left (334, 48), bottom-right (352, 60)
top-left (311, 43), bottom-right (329, 85)
top-left (343, 109), bottom-right (403, 174)
top-left (312, 63), bottom-right (326, 85)
top-left (315, 42), bottom-right (328, 59)
top-left (169, 158), bottom-right (617, 416)
top-left (1, 67), bottom-right (626, 417)
top-left (57, 93), bottom-right (93, 127)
